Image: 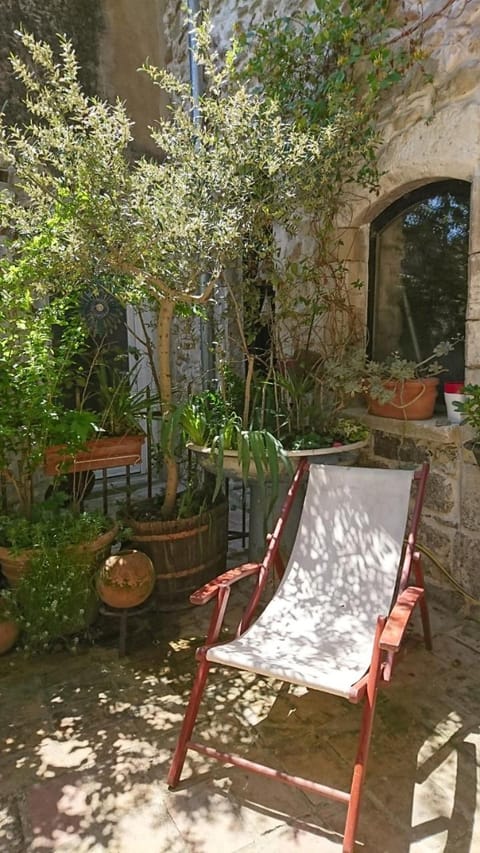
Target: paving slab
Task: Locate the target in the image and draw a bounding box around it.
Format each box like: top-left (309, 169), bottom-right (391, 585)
top-left (0, 584), bottom-right (478, 852)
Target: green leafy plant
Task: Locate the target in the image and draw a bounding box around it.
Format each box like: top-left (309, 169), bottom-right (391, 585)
top-left (0, 502), bottom-right (112, 553)
top-left (0, 286), bottom-right (94, 517)
top-left (454, 384), bottom-right (480, 447)
top-left (93, 364), bottom-right (160, 438)
top-left (365, 341), bottom-right (457, 403)
top-left (0, 7), bottom-right (431, 524)
top-left (13, 547), bottom-right (96, 652)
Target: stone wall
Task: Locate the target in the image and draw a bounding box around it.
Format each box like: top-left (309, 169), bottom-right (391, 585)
top-left (170, 0), bottom-right (480, 600)
top-left (353, 412), bottom-right (480, 600)
top-left (342, 0), bottom-right (480, 601)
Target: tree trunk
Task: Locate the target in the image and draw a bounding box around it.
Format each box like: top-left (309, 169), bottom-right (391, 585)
top-left (157, 299), bottom-right (179, 519)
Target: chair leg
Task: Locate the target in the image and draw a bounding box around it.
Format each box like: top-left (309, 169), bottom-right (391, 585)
top-left (343, 618), bottom-right (385, 853)
top-left (413, 557), bottom-right (433, 651)
top-left (167, 656), bottom-right (212, 789)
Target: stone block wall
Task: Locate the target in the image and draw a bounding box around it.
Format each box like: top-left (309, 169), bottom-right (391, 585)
top-left (355, 412), bottom-right (480, 601)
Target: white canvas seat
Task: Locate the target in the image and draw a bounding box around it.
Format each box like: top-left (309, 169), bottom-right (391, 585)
top-left (207, 465), bottom-right (414, 697)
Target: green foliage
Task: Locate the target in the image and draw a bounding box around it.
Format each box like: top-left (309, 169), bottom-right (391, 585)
top-left (179, 388), bottom-right (291, 504)
top-left (248, 344), bottom-right (367, 449)
top-left (0, 503), bottom-right (112, 551)
top-left (0, 11), bottom-right (427, 522)
top-left (235, 0), bottom-right (420, 212)
top-left (0, 284), bottom-right (94, 515)
top-left (454, 385), bottom-right (480, 441)
top-left (0, 504), bottom-right (112, 652)
top-left (14, 548), bottom-right (96, 652)
top-left (93, 365), bottom-right (160, 437)
top-left (181, 389), bottom-right (241, 448)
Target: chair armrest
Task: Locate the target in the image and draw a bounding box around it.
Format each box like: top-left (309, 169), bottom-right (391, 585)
top-left (380, 586), bottom-right (424, 653)
top-left (190, 562), bottom-right (262, 606)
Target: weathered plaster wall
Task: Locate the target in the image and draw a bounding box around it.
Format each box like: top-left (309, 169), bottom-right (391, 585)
top-left (0, 0), bottom-right (102, 127)
top-left (0, 1), bottom-right (169, 153)
top-left (98, 0), bottom-right (169, 156)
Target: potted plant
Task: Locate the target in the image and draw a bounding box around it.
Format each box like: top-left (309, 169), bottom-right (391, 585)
top-left (0, 9), bottom-right (421, 603)
top-left (453, 384), bottom-right (480, 463)
top-left (364, 341), bottom-right (457, 420)
top-left (0, 500), bottom-right (117, 587)
top-left (0, 270), bottom-right (117, 589)
top-left (184, 356), bottom-right (369, 488)
top-left (0, 591), bottom-right (20, 655)
top-left (1, 543), bottom-right (99, 653)
top-left (182, 352), bottom-right (369, 563)
top-left (444, 381), bottom-right (466, 424)
top-left (44, 364), bottom-right (158, 477)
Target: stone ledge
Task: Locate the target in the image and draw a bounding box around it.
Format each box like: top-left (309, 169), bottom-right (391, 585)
top-left (348, 406), bottom-right (468, 446)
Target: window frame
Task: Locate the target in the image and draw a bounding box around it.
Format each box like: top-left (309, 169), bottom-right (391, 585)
top-left (367, 179), bottom-right (471, 361)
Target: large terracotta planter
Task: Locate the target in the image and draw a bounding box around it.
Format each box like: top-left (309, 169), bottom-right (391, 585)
top-left (0, 524), bottom-right (118, 588)
top-left (367, 378), bottom-right (439, 420)
top-left (96, 550), bottom-right (155, 609)
top-left (188, 439), bottom-right (368, 482)
top-left (0, 602), bottom-right (19, 654)
top-left (44, 434), bottom-right (145, 475)
top-left (127, 501), bottom-right (228, 610)
top-left (0, 620), bottom-right (19, 654)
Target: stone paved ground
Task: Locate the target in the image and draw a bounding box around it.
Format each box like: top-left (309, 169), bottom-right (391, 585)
top-left (0, 576), bottom-right (479, 853)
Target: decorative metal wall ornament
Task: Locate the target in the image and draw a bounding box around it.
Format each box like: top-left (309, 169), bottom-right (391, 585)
top-left (81, 283), bottom-right (125, 337)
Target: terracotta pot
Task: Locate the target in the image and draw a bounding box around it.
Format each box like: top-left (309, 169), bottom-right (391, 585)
top-left (44, 434), bottom-right (145, 475)
top-left (0, 616), bottom-right (19, 654)
top-left (0, 524), bottom-right (118, 588)
top-left (96, 550), bottom-right (155, 609)
top-left (367, 378), bottom-right (439, 420)
top-left (0, 548), bottom-right (31, 588)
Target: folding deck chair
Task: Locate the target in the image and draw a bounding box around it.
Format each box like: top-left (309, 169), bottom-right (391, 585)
top-left (168, 461), bottom-right (431, 853)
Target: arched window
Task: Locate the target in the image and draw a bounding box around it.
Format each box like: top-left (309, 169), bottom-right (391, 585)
top-left (367, 180), bottom-right (470, 385)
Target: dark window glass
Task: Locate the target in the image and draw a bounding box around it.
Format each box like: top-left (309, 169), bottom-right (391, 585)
top-left (368, 180), bottom-right (470, 385)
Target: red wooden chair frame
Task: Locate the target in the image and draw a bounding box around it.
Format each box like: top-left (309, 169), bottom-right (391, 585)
top-left (167, 460), bottom-right (431, 853)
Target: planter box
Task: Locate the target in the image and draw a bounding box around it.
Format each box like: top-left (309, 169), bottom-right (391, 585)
top-left (44, 434), bottom-right (145, 475)
top-left (0, 524), bottom-right (118, 587)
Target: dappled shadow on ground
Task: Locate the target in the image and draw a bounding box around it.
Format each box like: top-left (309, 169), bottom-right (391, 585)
top-left (163, 599), bottom-right (480, 853)
top-left (0, 588), bottom-right (478, 852)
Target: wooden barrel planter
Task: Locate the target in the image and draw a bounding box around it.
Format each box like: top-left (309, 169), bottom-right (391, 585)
top-left (127, 501), bottom-right (228, 610)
